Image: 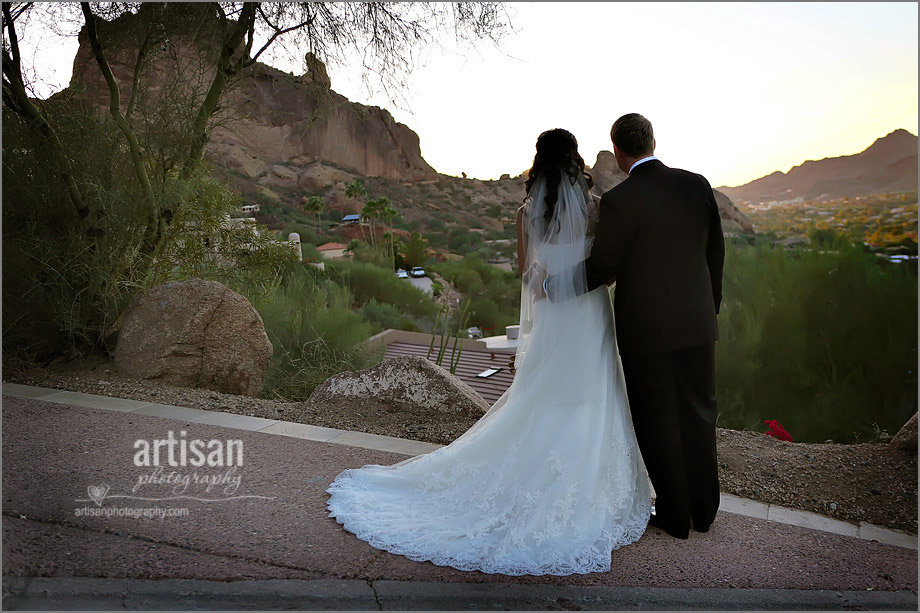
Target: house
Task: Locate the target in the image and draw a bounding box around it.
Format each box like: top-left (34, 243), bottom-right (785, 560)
top-left (238, 204), bottom-right (260, 214)
top-left (317, 242), bottom-right (349, 260)
top-left (342, 214), bottom-right (362, 225)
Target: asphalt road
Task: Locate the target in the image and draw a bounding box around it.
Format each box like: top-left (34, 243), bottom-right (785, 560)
top-left (406, 275), bottom-right (433, 294)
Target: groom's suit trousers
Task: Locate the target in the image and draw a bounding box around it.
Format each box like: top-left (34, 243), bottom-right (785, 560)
top-left (621, 341), bottom-right (720, 533)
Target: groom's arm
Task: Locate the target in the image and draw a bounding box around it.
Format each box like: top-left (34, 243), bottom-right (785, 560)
top-left (584, 190), bottom-right (633, 291)
top-left (544, 189), bottom-right (632, 302)
top-left (705, 183), bottom-right (725, 315)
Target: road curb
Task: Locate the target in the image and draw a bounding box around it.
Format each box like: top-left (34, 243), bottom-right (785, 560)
top-left (3, 577), bottom-right (917, 611)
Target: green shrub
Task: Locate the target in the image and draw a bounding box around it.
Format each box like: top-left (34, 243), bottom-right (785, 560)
top-left (243, 265), bottom-right (376, 401)
top-left (715, 241), bottom-right (917, 442)
top-left (432, 255), bottom-right (520, 332)
top-left (325, 259), bottom-right (437, 320)
top-left (2, 105), bottom-right (293, 362)
top-left (359, 299), bottom-right (419, 332)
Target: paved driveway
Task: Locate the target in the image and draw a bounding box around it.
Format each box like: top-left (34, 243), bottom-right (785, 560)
top-left (407, 276), bottom-right (433, 294)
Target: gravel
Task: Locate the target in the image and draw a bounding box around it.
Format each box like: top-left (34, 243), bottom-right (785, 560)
top-left (5, 357), bottom-right (917, 535)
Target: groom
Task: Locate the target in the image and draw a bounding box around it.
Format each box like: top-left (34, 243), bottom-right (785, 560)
top-left (570, 113), bottom-right (724, 539)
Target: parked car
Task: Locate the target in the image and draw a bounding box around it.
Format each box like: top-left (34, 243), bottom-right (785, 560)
top-left (467, 326), bottom-right (483, 339)
top-left (396, 269), bottom-right (409, 279)
top-left (409, 267), bottom-right (426, 278)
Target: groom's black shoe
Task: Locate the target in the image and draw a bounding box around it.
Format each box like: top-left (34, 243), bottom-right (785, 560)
top-left (648, 513), bottom-right (689, 540)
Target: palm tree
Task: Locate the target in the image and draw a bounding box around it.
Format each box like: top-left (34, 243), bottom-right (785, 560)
top-left (344, 179), bottom-right (366, 214)
top-left (362, 197), bottom-right (383, 248)
top-left (301, 195), bottom-right (325, 231)
top-left (376, 198), bottom-right (399, 269)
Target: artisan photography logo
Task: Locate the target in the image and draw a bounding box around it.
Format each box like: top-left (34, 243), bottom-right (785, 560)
top-left (74, 430), bottom-right (274, 515)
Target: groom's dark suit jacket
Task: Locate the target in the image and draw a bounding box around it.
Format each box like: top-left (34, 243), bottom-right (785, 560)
top-left (586, 159), bottom-right (724, 356)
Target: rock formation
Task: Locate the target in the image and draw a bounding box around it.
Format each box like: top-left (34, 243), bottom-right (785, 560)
top-left (889, 412), bottom-right (917, 454)
top-left (67, 4), bottom-right (437, 183)
top-left (114, 279), bottom-right (273, 397)
top-left (586, 150), bottom-right (628, 193)
top-left (713, 190), bottom-right (755, 234)
top-left (61, 6), bottom-right (752, 237)
top-left (308, 356), bottom-right (489, 418)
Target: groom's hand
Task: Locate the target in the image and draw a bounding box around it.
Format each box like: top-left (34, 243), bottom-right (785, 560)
top-left (533, 281), bottom-right (547, 302)
top-left (532, 268), bottom-right (548, 302)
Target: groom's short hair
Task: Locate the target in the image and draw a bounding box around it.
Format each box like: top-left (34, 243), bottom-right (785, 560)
top-left (611, 114), bottom-right (654, 158)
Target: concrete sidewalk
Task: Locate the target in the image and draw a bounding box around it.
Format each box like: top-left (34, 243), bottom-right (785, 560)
top-left (1, 383), bottom-right (917, 610)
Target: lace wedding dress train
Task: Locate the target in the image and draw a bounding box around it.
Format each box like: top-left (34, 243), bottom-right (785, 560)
top-left (325, 287), bottom-right (651, 576)
top-left (326, 171), bottom-right (651, 576)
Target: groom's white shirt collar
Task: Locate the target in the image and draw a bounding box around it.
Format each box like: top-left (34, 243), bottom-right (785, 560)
top-left (629, 156), bottom-right (658, 174)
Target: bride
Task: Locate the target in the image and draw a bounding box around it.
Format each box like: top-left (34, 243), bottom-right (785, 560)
top-left (326, 128), bottom-right (651, 576)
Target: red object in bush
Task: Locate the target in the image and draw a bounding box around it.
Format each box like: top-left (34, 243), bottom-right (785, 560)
top-left (764, 419), bottom-right (793, 441)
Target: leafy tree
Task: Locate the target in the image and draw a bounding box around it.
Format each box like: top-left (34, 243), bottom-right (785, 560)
top-left (403, 232), bottom-right (429, 268)
top-left (361, 196), bottom-right (398, 264)
top-left (361, 197), bottom-right (383, 247)
top-left (1, 1), bottom-right (509, 360)
top-left (376, 197), bottom-right (399, 269)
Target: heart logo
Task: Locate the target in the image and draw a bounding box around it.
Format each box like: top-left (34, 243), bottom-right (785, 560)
top-left (87, 484), bottom-right (109, 506)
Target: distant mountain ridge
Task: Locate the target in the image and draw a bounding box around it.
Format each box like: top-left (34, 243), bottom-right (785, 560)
top-left (718, 130), bottom-right (919, 204)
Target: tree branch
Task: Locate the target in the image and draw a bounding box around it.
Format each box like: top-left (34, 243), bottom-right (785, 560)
top-left (125, 19), bottom-right (153, 122)
top-left (246, 15), bottom-right (315, 67)
top-left (2, 3), bottom-right (89, 219)
top-left (181, 2), bottom-right (256, 179)
top-left (80, 2), bottom-right (153, 203)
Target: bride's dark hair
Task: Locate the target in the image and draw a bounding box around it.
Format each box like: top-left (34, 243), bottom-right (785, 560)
top-left (524, 128), bottom-right (594, 224)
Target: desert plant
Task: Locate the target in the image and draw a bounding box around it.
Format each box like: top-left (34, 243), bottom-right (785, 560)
top-left (2, 104), bottom-right (292, 361)
top-left (243, 264), bottom-right (376, 401)
top-left (714, 240), bottom-right (918, 443)
top-left (325, 259), bottom-right (437, 321)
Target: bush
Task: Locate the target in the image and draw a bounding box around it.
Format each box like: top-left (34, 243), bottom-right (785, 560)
top-left (2, 106), bottom-right (293, 362)
top-left (325, 259), bottom-right (437, 320)
top-left (359, 299), bottom-right (419, 332)
top-left (242, 265), bottom-right (376, 401)
top-left (715, 241), bottom-right (918, 443)
top-left (432, 255), bottom-right (520, 332)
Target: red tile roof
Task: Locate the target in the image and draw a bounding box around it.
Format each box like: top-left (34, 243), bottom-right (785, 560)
top-left (317, 242), bottom-right (349, 251)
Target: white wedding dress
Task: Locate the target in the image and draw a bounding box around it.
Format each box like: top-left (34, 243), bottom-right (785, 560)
top-left (326, 172), bottom-right (651, 576)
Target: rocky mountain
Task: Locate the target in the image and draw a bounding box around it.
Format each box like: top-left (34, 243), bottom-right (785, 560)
top-left (68, 4), bottom-right (436, 183)
top-left (718, 129), bottom-right (919, 204)
top-left (64, 5), bottom-right (752, 238)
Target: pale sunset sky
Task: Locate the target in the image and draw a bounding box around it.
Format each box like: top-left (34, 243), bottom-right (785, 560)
top-left (17, 2), bottom-right (919, 188)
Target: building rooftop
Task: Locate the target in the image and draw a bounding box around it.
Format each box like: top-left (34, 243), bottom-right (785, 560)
top-left (377, 334), bottom-right (516, 406)
top-left (317, 242), bottom-right (349, 251)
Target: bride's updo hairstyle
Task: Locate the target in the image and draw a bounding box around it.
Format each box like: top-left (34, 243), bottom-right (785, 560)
top-left (524, 128), bottom-right (594, 224)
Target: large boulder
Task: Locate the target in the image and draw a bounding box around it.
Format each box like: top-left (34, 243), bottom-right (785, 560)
top-left (259, 165), bottom-right (299, 190)
top-left (297, 163), bottom-right (355, 192)
top-left (309, 356), bottom-right (489, 418)
top-left (889, 413), bottom-right (917, 453)
top-left (114, 280), bottom-right (273, 397)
